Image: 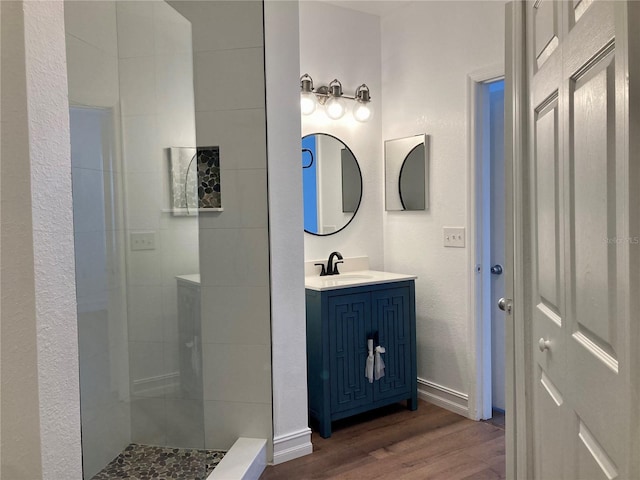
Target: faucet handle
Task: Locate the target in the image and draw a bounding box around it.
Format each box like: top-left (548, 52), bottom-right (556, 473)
top-left (314, 263), bottom-right (327, 276)
top-left (332, 260), bottom-right (344, 275)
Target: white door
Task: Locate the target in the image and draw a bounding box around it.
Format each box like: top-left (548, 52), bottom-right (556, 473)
top-left (524, 1), bottom-right (637, 478)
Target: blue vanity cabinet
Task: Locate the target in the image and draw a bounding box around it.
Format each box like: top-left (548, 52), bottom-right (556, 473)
top-left (306, 280), bottom-right (417, 438)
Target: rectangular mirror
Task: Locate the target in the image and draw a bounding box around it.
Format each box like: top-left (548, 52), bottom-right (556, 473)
top-left (385, 134), bottom-right (429, 211)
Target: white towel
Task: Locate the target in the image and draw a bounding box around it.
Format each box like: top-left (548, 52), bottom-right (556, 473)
top-left (374, 345), bottom-right (386, 380)
top-left (365, 338), bottom-right (374, 383)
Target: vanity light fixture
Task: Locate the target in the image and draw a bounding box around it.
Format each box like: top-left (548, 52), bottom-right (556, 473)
top-left (300, 73), bottom-right (373, 123)
top-left (300, 74), bottom-right (317, 115)
top-left (353, 84), bottom-right (373, 123)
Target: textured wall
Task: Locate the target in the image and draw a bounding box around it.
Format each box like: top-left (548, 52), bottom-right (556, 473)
top-left (299, 2), bottom-right (384, 269)
top-left (4, 1), bottom-right (84, 478)
top-left (264, 0), bottom-right (312, 464)
top-left (1, 2), bottom-right (44, 478)
top-left (381, 1), bottom-right (505, 397)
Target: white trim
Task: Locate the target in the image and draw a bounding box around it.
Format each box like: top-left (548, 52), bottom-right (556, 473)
top-left (466, 64), bottom-right (505, 422)
top-left (417, 378), bottom-right (469, 418)
top-left (505, 2), bottom-right (528, 478)
top-left (272, 428), bottom-right (313, 465)
top-left (208, 438), bottom-right (267, 480)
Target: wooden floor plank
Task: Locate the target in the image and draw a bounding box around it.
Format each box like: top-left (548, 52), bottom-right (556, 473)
top-left (260, 401), bottom-right (506, 480)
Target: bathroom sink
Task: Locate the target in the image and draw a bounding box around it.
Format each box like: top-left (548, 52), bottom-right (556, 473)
top-left (332, 274), bottom-right (374, 281)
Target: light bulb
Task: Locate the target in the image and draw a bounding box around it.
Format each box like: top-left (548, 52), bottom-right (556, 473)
top-left (353, 101), bottom-right (373, 122)
top-left (325, 96), bottom-right (347, 120)
top-left (300, 91), bottom-right (317, 115)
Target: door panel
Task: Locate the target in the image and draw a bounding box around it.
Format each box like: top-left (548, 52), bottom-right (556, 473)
top-left (534, 0), bottom-right (559, 69)
top-left (525, 0), bottom-right (631, 478)
top-left (577, 419), bottom-right (618, 480)
top-left (572, 0), bottom-right (594, 24)
top-left (534, 366), bottom-right (566, 480)
top-left (534, 99), bottom-right (561, 314)
top-left (570, 52), bottom-right (617, 359)
top-left (372, 288), bottom-right (411, 401)
top-left (328, 292), bottom-right (373, 413)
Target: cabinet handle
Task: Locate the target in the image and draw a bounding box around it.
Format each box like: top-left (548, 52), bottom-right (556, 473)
top-left (365, 338), bottom-right (374, 383)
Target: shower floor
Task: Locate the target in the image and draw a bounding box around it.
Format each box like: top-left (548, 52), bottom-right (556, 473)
top-left (91, 443), bottom-right (225, 480)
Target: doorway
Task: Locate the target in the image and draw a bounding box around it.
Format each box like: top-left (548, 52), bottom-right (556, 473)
top-left (470, 74), bottom-right (506, 422)
top-left (486, 79), bottom-right (506, 417)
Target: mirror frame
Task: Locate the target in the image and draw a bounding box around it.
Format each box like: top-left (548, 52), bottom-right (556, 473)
top-left (302, 133), bottom-right (363, 236)
top-left (384, 133), bottom-right (429, 211)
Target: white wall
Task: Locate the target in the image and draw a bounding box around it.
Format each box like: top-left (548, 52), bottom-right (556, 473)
top-left (1, 1), bottom-right (83, 478)
top-left (1, 2), bottom-right (44, 477)
top-left (381, 1), bottom-right (505, 404)
top-left (299, 2), bottom-right (383, 268)
top-left (264, 0), bottom-right (312, 465)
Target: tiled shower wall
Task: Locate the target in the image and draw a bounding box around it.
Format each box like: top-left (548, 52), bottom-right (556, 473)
top-left (171, 1), bottom-right (273, 453)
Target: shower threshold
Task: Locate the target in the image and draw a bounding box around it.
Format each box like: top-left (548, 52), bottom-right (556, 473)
top-left (91, 443), bottom-right (225, 480)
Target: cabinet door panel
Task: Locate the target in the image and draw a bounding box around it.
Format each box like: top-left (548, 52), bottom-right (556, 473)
top-left (328, 292), bottom-right (373, 413)
top-left (372, 287), bottom-right (412, 400)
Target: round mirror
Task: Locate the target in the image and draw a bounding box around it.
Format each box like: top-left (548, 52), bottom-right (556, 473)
top-left (302, 133), bottom-right (362, 235)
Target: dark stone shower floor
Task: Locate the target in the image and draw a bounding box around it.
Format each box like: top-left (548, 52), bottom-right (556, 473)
top-left (91, 443), bottom-right (225, 480)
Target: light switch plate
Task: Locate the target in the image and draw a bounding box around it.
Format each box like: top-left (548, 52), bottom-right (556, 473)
top-left (443, 227), bottom-right (465, 248)
top-left (130, 231), bottom-right (156, 251)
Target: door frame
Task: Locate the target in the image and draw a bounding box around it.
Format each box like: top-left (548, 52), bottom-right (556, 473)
top-left (467, 2), bottom-right (529, 479)
top-left (466, 65), bottom-right (504, 424)
top-left (504, 2), bottom-right (529, 478)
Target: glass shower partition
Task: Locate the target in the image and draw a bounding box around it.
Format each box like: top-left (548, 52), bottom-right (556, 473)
top-left (67, 1), bottom-right (217, 478)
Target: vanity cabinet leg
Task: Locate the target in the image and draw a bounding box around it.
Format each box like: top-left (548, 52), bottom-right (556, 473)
top-left (318, 418), bottom-right (332, 439)
top-left (408, 394), bottom-right (418, 411)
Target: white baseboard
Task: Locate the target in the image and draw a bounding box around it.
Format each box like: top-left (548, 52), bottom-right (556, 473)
top-left (417, 377), bottom-right (470, 418)
top-left (208, 438), bottom-right (267, 480)
top-left (272, 428), bottom-right (313, 465)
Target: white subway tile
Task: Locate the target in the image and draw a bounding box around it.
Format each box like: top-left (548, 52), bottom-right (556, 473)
top-left (194, 48), bottom-right (265, 112)
top-left (121, 115), bottom-right (160, 173)
top-left (195, 109), bottom-right (267, 170)
top-left (119, 57), bottom-right (156, 116)
top-left (66, 36), bottom-right (120, 112)
top-left (202, 344), bottom-right (271, 403)
top-left (116, 1), bottom-right (154, 59)
top-left (200, 285), bottom-right (270, 346)
top-left (65, 1), bottom-right (118, 56)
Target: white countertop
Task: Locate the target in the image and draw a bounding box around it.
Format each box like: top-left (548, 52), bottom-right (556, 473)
top-left (305, 270), bottom-right (417, 291)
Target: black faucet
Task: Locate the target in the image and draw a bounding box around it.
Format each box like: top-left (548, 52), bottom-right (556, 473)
top-left (326, 251), bottom-right (344, 276)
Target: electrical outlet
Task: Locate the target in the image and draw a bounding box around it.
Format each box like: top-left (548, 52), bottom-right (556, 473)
top-left (443, 227), bottom-right (465, 248)
top-left (130, 231), bottom-right (156, 251)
